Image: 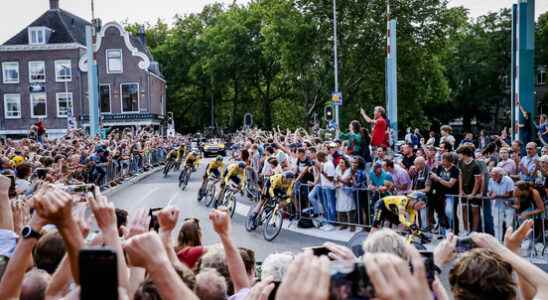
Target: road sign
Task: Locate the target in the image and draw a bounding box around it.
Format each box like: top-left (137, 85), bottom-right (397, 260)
top-left (331, 92), bottom-right (342, 106)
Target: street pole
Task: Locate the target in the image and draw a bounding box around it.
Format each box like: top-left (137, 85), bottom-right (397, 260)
top-left (332, 0), bottom-right (340, 139)
top-left (86, 25), bottom-right (99, 138)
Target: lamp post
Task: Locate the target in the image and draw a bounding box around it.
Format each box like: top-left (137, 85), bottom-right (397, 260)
top-left (332, 0), bottom-right (340, 139)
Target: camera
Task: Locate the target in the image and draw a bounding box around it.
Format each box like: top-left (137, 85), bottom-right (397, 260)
top-left (455, 237), bottom-right (477, 253)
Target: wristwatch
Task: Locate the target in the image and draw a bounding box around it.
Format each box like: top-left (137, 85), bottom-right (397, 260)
top-left (21, 226), bottom-right (42, 240)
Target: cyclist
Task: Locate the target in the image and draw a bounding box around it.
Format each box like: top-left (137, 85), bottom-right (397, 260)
top-left (216, 161), bottom-right (246, 205)
top-left (248, 171), bottom-right (295, 229)
top-left (372, 191), bottom-right (426, 230)
top-left (198, 155), bottom-right (225, 201)
top-left (175, 144), bottom-right (188, 168)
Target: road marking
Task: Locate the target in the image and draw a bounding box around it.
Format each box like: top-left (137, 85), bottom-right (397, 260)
top-left (139, 186), bottom-right (160, 204)
top-left (166, 189), bottom-right (180, 207)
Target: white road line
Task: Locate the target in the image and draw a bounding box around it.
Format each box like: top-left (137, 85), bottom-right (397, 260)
top-left (138, 186), bottom-right (160, 204)
top-left (166, 190), bottom-right (180, 207)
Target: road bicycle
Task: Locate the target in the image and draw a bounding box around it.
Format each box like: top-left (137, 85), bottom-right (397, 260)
top-left (163, 159), bottom-right (176, 177)
top-left (245, 194), bottom-right (285, 241)
top-left (203, 174), bottom-right (221, 207)
top-left (217, 180), bottom-right (238, 217)
top-left (178, 165), bottom-right (193, 190)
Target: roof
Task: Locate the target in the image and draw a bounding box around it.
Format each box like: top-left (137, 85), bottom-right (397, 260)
top-left (2, 9), bottom-right (91, 46)
top-left (129, 36), bottom-right (163, 77)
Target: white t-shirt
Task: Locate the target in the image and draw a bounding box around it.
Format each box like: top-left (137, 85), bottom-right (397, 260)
top-left (320, 160), bottom-right (336, 189)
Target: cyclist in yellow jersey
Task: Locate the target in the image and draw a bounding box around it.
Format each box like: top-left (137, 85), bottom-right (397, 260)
top-left (248, 171), bottom-right (295, 229)
top-left (198, 156), bottom-right (224, 201)
top-left (184, 151), bottom-right (199, 168)
top-left (216, 161), bottom-right (246, 203)
top-left (372, 191), bottom-right (426, 229)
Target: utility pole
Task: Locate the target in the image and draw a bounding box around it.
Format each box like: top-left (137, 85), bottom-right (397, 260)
top-left (332, 0), bottom-right (340, 139)
top-left (86, 0), bottom-right (100, 137)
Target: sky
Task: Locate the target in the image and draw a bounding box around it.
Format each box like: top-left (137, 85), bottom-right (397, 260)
top-left (0, 0), bottom-right (547, 44)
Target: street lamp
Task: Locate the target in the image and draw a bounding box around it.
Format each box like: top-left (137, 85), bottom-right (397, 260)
top-left (332, 0), bottom-right (340, 138)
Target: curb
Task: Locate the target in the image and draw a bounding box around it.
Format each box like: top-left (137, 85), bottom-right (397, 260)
top-left (233, 198), bottom-right (355, 243)
top-left (103, 166), bottom-right (163, 197)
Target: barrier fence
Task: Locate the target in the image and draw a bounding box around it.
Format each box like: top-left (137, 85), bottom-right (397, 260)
top-left (90, 148), bottom-right (167, 189)
top-left (285, 183), bottom-right (547, 259)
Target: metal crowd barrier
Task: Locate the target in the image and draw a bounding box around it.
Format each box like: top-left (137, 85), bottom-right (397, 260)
top-left (289, 186), bottom-right (546, 259)
top-left (94, 148), bottom-right (167, 188)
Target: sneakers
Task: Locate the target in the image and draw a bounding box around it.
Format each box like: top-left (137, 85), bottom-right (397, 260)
top-left (320, 224), bottom-right (335, 231)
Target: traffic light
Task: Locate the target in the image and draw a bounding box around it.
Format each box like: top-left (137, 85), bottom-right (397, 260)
top-left (324, 106), bottom-right (334, 122)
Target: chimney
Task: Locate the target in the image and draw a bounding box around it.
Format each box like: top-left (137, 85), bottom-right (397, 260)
top-left (138, 25), bottom-right (146, 47)
top-left (50, 0), bottom-right (59, 10)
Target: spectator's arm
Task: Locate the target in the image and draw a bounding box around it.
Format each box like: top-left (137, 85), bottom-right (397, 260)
top-left (124, 233), bottom-right (198, 300)
top-left (88, 189), bottom-right (129, 290)
top-left (504, 220), bottom-right (536, 300)
top-left (0, 210), bottom-right (46, 299)
top-left (209, 209), bottom-right (250, 292)
top-left (157, 207), bottom-right (187, 270)
top-left (472, 233), bottom-right (548, 299)
top-left (45, 255), bottom-right (72, 300)
top-left (0, 175), bottom-right (14, 230)
top-left (127, 267), bottom-right (146, 300)
top-left (471, 174), bottom-right (482, 196)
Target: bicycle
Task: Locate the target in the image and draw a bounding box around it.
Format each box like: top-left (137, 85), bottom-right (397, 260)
top-left (163, 159), bottom-right (176, 177)
top-left (217, 180), bottom-right (239, 217)
top-left (178, 165), bottom-right (192, 190)
top-left (245, 194), bottom-right (285, 241)
top-left (203, 175), bottom-right (220, 207)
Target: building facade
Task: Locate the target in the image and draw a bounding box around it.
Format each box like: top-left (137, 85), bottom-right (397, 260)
top-left (0, 0), bottom-right (166, 138)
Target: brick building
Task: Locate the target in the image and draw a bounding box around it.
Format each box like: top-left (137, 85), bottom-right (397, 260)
top-left (0, 0), bottom-right (166, 138)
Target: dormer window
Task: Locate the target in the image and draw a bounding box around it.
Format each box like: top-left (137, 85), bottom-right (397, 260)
top-left (28, 27), bottom-right (51, 45)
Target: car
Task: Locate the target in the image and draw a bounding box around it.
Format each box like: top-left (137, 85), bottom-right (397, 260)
top-left (202, 139), bottom-right (226, 157)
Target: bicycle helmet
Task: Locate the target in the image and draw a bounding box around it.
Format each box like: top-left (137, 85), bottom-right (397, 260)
top-left (216, 155), bottom-right (224, 162)
top-left (407, 191), bottom-right (426, 202)
top-left (282, 171), bottom-right (295, 180)
top-left (238, 161), bottom-right (246, 169)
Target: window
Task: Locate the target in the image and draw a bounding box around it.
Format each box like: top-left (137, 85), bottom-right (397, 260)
top-left (107, 49), bottom-right (123, 73)
top-left (4, 94), bottom-right (21, 119)
top-left (29, 61), bottom-right (46, 82)
top-left (28, 27), bottom-right (46, 45)
top-left (56, 93), bottom-right (73, 118)
top-left (30, 93), bottom-right (47, 118)
top-left (100, 84), bottom-right (111, 113)
top-left (121, 83), bottom-right (139, 112)
top-left (55, 60), bottom-right (72, 82)
top-left (2, 62), bottom-right (19, 84)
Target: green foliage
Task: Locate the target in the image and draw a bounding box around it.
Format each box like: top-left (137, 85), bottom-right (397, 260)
top-left (127, 0), bottom-right (545, 134)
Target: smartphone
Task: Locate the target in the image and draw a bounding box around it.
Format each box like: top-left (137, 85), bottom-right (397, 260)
top-left (149, 208), bottom-right (162, 232)
top-left (307, 246), bottom-right (332, 258)
top-left (419, 251), bottom-right (436, 289)
top-left (455, 237), bottom-right (477, 253)
top-left (330, 262), bottom-right (374, 300)
top-left (63, 184), bottom-right (95, 195)
top-left (79, 249), bottom-right (118, 300)
top-left (267, 281), bottom-right (281, 300)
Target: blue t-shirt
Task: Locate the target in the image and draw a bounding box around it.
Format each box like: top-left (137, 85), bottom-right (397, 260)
top-left (369, 170), bottom-right (393, 187)
top-left (539, 123), bottom-right (548, 144)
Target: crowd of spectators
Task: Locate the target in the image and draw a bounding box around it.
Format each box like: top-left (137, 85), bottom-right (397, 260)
top-left (1, 107), bottom-right (548, 300)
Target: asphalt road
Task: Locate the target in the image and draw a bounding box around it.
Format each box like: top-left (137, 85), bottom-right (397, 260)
top-left (108, 159), bottom-right (332, 261)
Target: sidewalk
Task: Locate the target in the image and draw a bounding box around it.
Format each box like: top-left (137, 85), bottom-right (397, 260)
top-left (234, 198), bottom-right (357, 243)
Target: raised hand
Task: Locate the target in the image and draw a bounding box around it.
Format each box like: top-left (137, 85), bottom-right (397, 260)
top-left (275, 251), bottom-right (330, 300)
top-left (88, 188), bottom-right (117, 235)
top-left (209, 209), bottom-right (230, 237)
top-left (504, 219), bottom-right (533, 253)
top-left (124, 232), bottom-right (169, 269)
top-left (125, 208), bottom-right (150, 239)
top-left (34, 185), bottom-right (74, 227)
top-left (158, 207), bottom-right (180, 233)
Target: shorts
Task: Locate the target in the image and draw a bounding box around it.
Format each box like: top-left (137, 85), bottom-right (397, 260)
top-left (228, 175), bottom-right (241, 185)
top-left (460, 197), bottom-right (481, 208)
top-left (372, 201), bottom-right (400, 227)
top-left (209, 168), bottom-right (221, 177)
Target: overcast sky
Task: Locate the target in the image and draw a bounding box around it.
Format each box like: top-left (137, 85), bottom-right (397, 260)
top-left (1, 0), bottom-right (547, 44)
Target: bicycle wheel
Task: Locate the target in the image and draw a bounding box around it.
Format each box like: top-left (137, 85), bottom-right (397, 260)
top-left (163, 162), bottom-right (171, 177)
top-left (263, 207), bottom-right (283, 241)
top-left (245, 204), bottom-right (258, 232)
top-left (222, 191), bottom-right (237, 218)
top-left (204, 183), bottom-right (216, 207)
